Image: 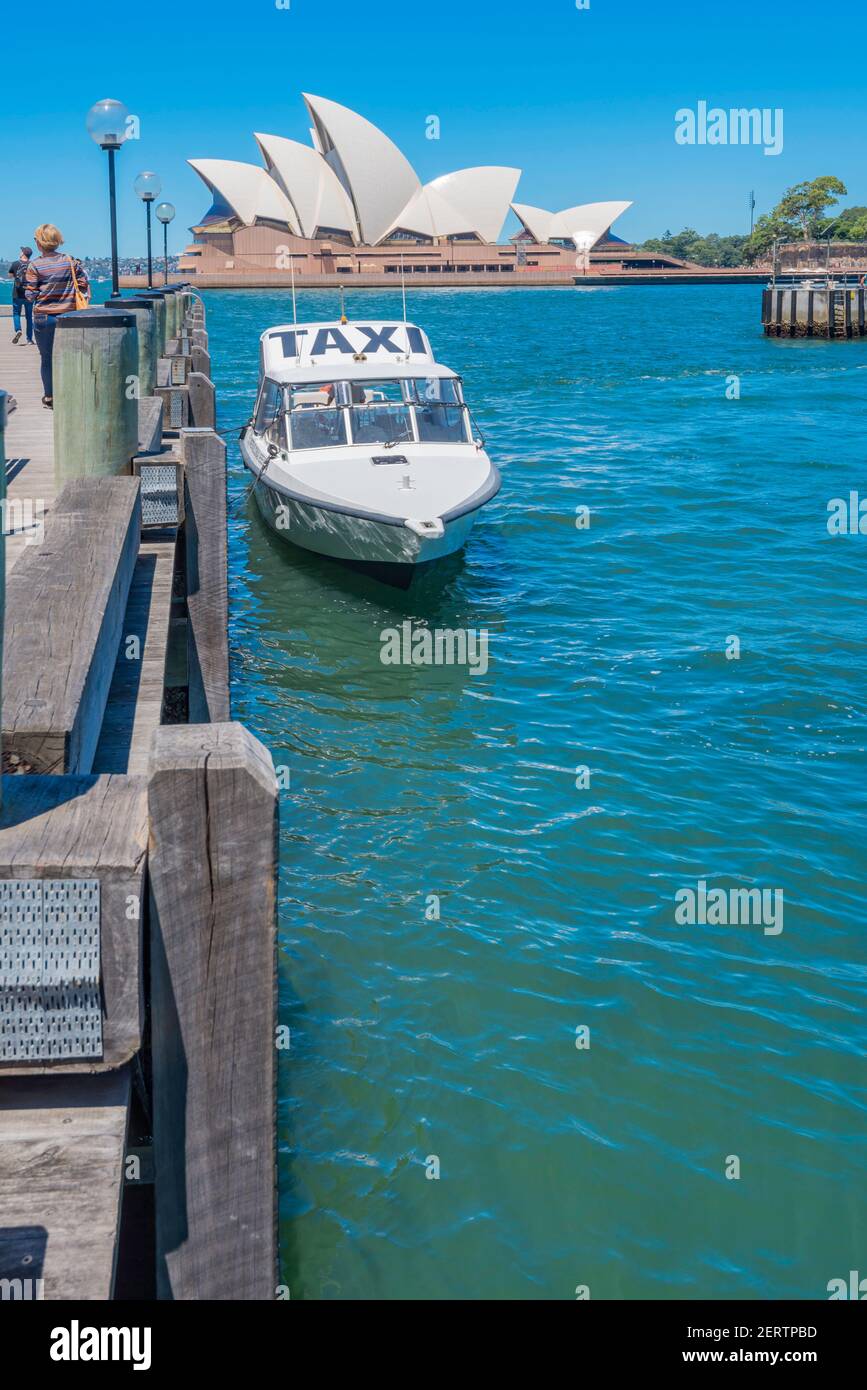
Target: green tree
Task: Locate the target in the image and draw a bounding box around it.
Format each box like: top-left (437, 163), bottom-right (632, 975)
top-left (745, 211), bottom-right (797, 260)
top-left (823, 205), bottom-right (867, 241)
top-left (636, 228), bottom-right (750, 266)
top-left (776, 177), bottom-right (847, 239)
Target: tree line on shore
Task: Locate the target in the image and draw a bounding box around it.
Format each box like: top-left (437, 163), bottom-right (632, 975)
top-left (636, 178), bottom-right (866, 267)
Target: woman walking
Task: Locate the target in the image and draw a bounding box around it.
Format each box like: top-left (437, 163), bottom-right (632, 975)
top-left (24, 224), bottom-right (90, 408)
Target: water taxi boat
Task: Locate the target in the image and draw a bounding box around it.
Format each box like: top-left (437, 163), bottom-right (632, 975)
top-left (239, 319), bottom-right (500, 581)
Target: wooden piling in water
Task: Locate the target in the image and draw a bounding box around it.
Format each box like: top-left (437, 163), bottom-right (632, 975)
top-left (148, 722), bottom-right (278, 1301)
top-left (161, 289), bottom-right (179, 348)
top-left (138, 291), bottom-right (168, 354)
top-left (53, 309), bottom-right (139, 486)
top-left (103, 297), bottom-right (159, 399)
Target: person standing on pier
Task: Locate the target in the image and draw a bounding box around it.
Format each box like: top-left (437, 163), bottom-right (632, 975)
top-left (6, 246), bottom-right (34, 345)
top-left (25, 224), bottom-right (90, 408)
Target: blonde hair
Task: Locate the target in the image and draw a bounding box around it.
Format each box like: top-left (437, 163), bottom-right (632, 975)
top-left (34, 223), bottom-right (63, 251)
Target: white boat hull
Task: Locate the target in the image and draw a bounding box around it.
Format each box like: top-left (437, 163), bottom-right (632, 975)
top-left (250, 470), bottom-right (478, 567)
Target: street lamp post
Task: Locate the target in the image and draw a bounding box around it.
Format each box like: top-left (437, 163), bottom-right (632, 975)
top-left (86, 99), bottom-right (129, 298)
top-left (134, 172), bottom-right (162, 288)
top-left (156, 202), bottom-right (176, 286)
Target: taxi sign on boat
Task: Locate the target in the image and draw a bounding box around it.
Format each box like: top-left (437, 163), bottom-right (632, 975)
top-left (262, 320), bottom-right (436, 377)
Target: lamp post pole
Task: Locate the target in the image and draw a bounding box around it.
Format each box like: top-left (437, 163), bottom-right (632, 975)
top-left (86, 99), bottom-right (130, 300)
top-left (107, 145), bottom-right (120, 296)
top-left (134, 173), bottom-right (162, 290)
top-left (146, 198), bottom-right (153, 287)
top-left (156, 203), bottom-right (176, 286)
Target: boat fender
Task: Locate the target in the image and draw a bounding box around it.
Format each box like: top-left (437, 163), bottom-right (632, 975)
top-left (405, 517), bottom-right (444, 539)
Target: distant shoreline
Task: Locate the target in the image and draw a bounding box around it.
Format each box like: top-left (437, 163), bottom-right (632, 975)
top-left (117, 269), bottom-right (768, 291)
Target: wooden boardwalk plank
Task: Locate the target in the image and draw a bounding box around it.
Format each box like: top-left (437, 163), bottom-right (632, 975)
top-left (0, 322), bottom-right (57, 577)
top-left (0, 1067), bottom-right (131, 1300)
top-left (2, 477), bottom-right (142, 774)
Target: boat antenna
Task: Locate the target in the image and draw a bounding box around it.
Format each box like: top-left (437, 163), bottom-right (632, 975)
top-left (289, 250), bottom-right (301, 364)
top-left (400, 252), bottom-right (407, 324)
top-left (339, 283), bottom-right (347, 324)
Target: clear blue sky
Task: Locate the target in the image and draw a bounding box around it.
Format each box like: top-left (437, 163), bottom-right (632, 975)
top-left (2, 0), bottom-right (865, 257)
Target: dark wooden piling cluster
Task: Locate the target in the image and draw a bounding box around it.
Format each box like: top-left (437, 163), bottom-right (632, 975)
top-left (762, 281), bottom-right (867, 338)
top-left (0, 289), bottom-right (278, 1301)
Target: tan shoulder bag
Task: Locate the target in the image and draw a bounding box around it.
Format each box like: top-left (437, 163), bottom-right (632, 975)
top-left (68, 257), bottom-right (90, 311)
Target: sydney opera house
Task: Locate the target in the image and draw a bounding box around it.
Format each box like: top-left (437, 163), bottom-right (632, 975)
top-left (178, 94), bottom-right (648, 286)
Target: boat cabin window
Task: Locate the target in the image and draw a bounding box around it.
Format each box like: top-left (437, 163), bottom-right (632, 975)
top-left (255, 378), bottom-right (283, 435)
top-left (254, 377), bottom-right (289, 449)
top-left (281, 375), bottom-right (470, 451)
top-left (286, 381), bottom-right (347, 451)
top-left (406, 376), bottom-right (469, 444)
top-left (347, 378), bottom-right (414, 447)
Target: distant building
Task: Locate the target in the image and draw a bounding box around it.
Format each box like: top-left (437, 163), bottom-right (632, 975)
top-left (179, 94), bottom-right (663, 285)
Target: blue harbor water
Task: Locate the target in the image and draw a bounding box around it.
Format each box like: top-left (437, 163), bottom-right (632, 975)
top-left (205, 284), bottom-right (867, 1301)
top-left (113, 285), bottom-right (867, 1296)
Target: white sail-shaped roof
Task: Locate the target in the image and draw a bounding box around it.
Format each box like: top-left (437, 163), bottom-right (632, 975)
top-left (189, 158), bottom-right (300, 231)
top-left (427, 167), bottom-right (521, 245)
top-left (303, 93), bottom-right (421, 246)
top-left (555, 200), bottom-right (633, 244)
top-left (253, 133), bottom-right (358, 241)
top-left (378, 168), bottom-right (520, 244)
top-left (512, 199), bottom-right (632, 247)
top-left (381, 184), bottom-right (476, 241)
top-left (511, 203), bottom-right (555, 243)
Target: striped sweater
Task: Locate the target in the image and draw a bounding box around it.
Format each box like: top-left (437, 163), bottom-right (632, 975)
top-left (25, 252), bottom-right (90, 316)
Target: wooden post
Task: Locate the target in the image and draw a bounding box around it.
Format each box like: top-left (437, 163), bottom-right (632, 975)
top-left (139, 291), bottom-right (168, 355)
top-left (168, 289), bottom-right (187, 341)
top-left (160, 289), bottom-right (177, 342)
top-left (102, 297), bottom-right (159, 398)
top-left (53, 309), bottom-right (139, 487)
top-left (180, 427), bottom-right (229, 722)
top-left (148, 722), bottom-right (278, 1301)
top-left (188, 372), bottom-right (216, 428)
top-left (191, 342), bottom-right (211, 378)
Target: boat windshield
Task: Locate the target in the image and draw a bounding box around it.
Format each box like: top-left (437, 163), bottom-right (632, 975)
top-left (283, 376), bottom-right (469, 451)
top-left (405, 377), bottom-right (467, 443)
top-left (286, 382), bottom-right (347, 451)
top-left (346, 378), bottom-right (414, 446)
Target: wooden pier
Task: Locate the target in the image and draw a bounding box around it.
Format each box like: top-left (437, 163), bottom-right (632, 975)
top-left (0, 293), bottom-right (278, 1302)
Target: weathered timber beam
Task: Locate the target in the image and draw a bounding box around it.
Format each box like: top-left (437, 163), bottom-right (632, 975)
top-left (148, 722), bottom-right (278, 1301)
